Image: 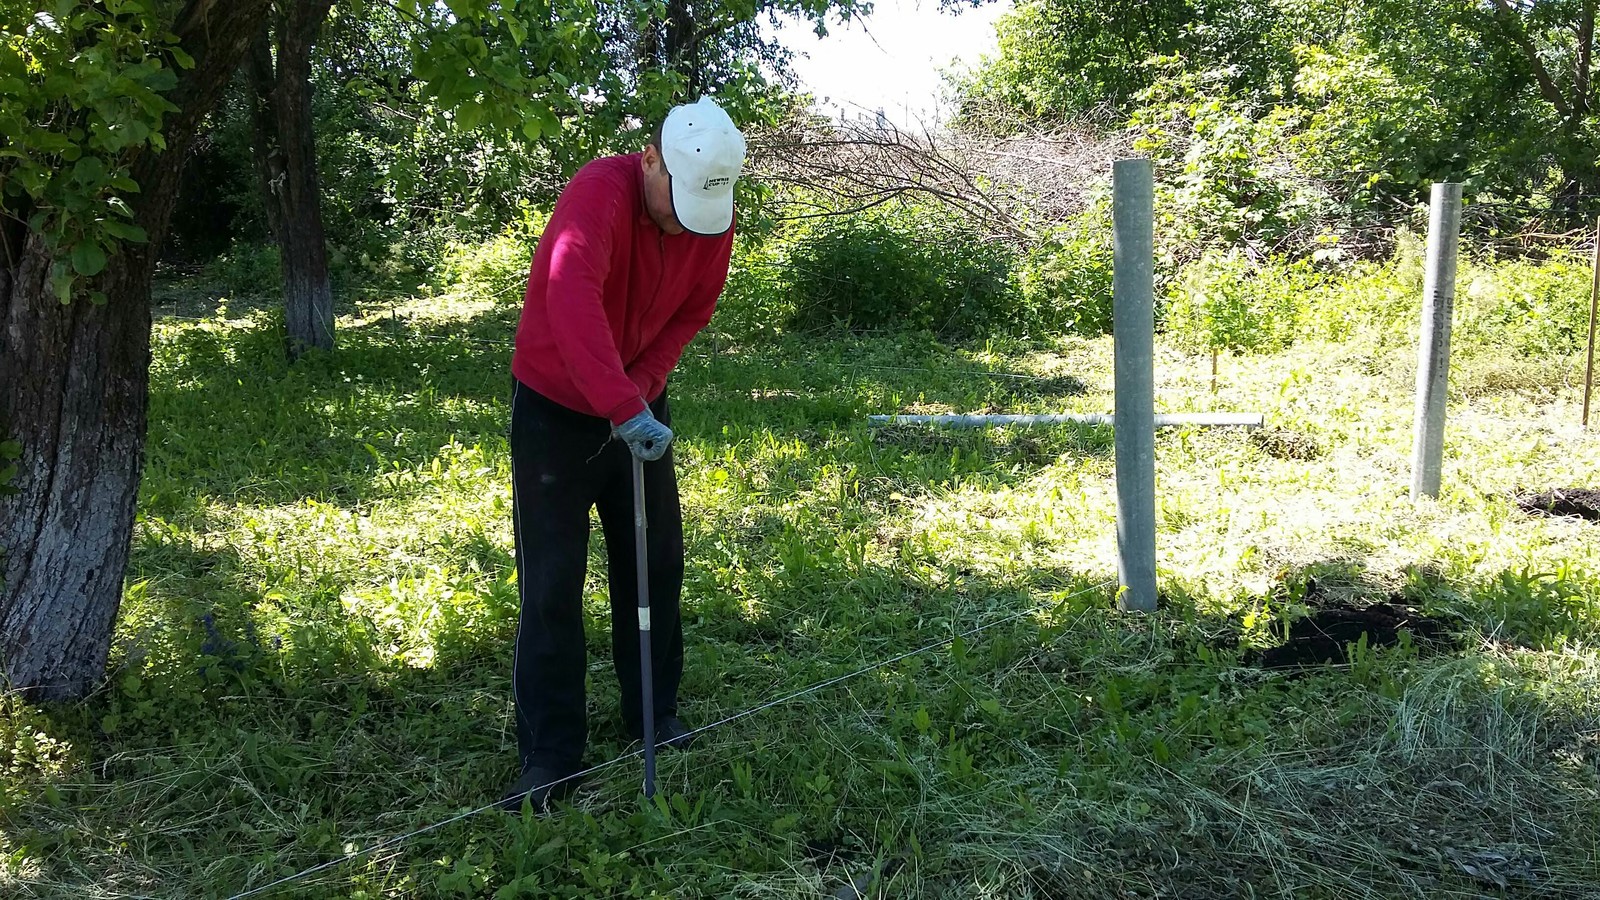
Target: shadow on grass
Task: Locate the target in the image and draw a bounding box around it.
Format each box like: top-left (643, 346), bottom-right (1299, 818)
top-left (145, 316), bottom-right (1111, 512)
top-left (5, 545), bottom-right (1599, 898)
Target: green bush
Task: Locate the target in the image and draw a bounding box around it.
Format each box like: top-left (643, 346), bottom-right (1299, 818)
top-left (207, 242), bottom-right (282, 299)
top-left (1133, 66), bottom-right (1345, 264)
top-left (1164, 249), bottom-right (1322, 355)
top-left (1015, 205), bottom-right (1115, 337)
top-left (425, 205), bottom-right (547, 303)
top-left (710, 236), bottom-right (793, 343)
top-left (1293, 237), bottom-right (1592, 358)
top-left (1295, 233), bottom-right (1424, 347)
top-left (1457, 253), bottom-right (1594, 357)
top-left (783, 207), bottom-right (1017, 340)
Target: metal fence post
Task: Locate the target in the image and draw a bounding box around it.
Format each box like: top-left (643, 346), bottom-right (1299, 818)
top-left (1411, 183), bottom-right (1463, 502)
top-left (1113, 158), bottom-right (1157, 612)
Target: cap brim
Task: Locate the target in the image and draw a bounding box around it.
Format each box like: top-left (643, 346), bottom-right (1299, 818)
top-left (669, 177), bottom-right (733, 236)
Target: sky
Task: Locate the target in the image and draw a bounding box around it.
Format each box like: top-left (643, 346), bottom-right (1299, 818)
top-left (765, 0), bottom-right (1014, 126)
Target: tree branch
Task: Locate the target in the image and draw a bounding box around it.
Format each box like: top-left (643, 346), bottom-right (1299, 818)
top-left (1578, 0), bottom-right (1595, 118)
top-left (1489, 0), bottom-right (1573, 118)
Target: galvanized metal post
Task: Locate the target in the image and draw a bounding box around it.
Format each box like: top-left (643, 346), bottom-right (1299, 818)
top-left (1112, 159), bottom-right (1157, 612)
top-left (1411, 183), bottom-right (1462, 502)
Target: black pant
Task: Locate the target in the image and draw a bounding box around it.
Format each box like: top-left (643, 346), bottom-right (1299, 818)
top-left (509, 380), bottom-right (684, 773)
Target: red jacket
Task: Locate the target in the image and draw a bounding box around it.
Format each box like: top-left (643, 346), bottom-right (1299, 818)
top-left (512, 153), bottom-right (734, 425)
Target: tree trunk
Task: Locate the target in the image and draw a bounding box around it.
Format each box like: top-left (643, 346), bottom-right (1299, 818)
top-left (0, 0), bottom-right (273, 702)
top-left (664, 0), bottom-right (701, 98)
top-left (0, 237), bottom-right (150, 702)
top-left (248, 2), bottom-right (337, 361)
top-left (246, 31), bottom-right (286, 245)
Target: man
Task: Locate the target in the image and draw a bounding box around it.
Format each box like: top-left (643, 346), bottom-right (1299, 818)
top-left (499, 97), bottom-right (746, 813)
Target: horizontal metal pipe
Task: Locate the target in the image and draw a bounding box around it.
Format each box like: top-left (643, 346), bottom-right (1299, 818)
top-left (867, 412), bottom-right (1265, 429)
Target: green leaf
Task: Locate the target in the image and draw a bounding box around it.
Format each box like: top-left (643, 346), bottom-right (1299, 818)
top-left (71, 155), bottom-right (107, 185)
top-left (71, 240), bottom-right (107, 277)
top-left (535, 106), bottom-right (560, 138)
top-left (101, 220), bottom-right (148, 242)
top-left (0, 440), bottom-right (21, 461)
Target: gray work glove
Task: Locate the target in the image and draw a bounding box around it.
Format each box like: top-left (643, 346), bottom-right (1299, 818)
top-left (614, 407), bottom-right (673, 461)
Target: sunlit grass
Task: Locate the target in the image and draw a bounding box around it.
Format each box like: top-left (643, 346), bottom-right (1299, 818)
top-left (2, 280), bottom-right (1598, 898)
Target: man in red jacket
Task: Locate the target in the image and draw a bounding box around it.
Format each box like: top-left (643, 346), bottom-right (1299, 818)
top-left (499, 97), bottom-right (746, 813)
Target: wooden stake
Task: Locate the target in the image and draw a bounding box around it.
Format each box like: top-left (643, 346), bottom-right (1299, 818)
top-left (1584, 216), bottom-right (1599, 429)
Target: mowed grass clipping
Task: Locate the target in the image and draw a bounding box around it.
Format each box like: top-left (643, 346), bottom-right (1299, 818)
top-left (2, 286), bottom-right (1599, 899)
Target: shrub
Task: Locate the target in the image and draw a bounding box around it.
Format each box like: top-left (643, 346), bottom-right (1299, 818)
top-left (207, 242), bottom-right (282, 299)
top-left (1164, 249), bottom-right (1321, 355)
top-left (1133, 65), bottom-right (1346, 265)
top-left (1456, 253), bottom-right (1594, 357)
top-left (1015, 204), bottom-right (1115, 337)
top-left (710, 236), bottom-right (793, 343)
top-left (426, 204), bottom-right (548, 303)
top-left (783, 207), bottom-right (1017, 341)
top-left (1294, 232), bottom-right (1424, 347)
top-left (1293, 238), bottom-right (1593, 358)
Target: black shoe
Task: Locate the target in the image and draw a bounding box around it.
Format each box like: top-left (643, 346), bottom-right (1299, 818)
top-left (627, 714), bottom-right (696, 751)
top-left (497, 765), bottom-right (583, 815)
top-left (656, 715), bottom-right (695, 751)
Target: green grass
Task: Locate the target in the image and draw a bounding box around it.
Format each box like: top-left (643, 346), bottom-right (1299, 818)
top-left (3, 283), bottom-right (1599, 899)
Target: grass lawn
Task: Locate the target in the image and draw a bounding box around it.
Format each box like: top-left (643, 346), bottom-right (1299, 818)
top-left (3, 285), bottom-right (1598, 899)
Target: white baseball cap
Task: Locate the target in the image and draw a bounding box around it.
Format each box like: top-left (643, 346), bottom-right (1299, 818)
top-left (659, 97), bottom-right (746, 236)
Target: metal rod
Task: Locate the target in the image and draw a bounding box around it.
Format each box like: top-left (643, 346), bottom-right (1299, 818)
top-left (1411, 182), bottom-right (1462, 502)
top-left (632, 454), bottom-right (657, 799)
top-left (1112, 158), bottom-right (1158, 613)
top-left (1584, 215), bottom-right (1599, 429)
top-left (867, 412), bottom-right (1264, 428)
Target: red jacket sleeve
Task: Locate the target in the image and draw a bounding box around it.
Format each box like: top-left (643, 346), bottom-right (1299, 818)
top-left (627, 232), bottom-right (733, 403)
top-left (544, 173), bottom-right (647, 426)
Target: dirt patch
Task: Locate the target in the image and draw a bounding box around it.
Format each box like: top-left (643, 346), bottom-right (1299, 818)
top-left (1016, 374), bottom-right (1089, 398)
top-left (1515, 488), bottom-right (1600, 522)
top-left (1247, 581), bottom-right (1460, 669)
top-left (871, 424), bottom-right (965, 453)
top-left (1250, 427), bottom-right (1323, 460)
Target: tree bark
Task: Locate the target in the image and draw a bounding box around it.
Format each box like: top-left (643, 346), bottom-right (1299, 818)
top-left (1577, 2), bottom-right (1594, 119)
top-left (0, 0), bottom-right (274, 702)
top-left (246, 31), bottom-right (286, 245)
top-left (249, 1), bottom-right (338, 361)
top-left (665, 0), bottom-right (701, 98)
